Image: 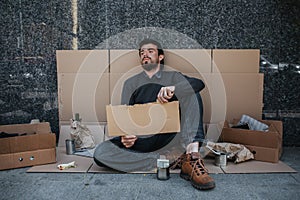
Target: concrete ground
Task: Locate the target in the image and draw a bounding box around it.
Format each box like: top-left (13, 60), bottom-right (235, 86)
top-left (0, 147), bottom-right (299, 200)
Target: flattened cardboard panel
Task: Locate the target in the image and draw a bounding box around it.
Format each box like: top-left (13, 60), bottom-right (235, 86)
top-left (212, 49), bottom-right (260, 73)
top-left (106, 102), bottom-right (180, 136)
top-left (57, 124), bottom-right (106, 147)
top-left (211, 73), bottom-right (264, 123)
top-left (110, 49), bottom-right (211, 73)
top-left (88, 158), bottom-right (224, 174)
top-left (222, 160), bottom-right (296, 174)
top-left (27, 147), bottom-right (93, 173)
top-left (58, 73), bottom-right (109, 122)
top-left (164, 49), bottom-right (211, 73)
top-left (56, 50), bottom-right (109, 73)
top-left (110, 50), bottom-right (141, 73)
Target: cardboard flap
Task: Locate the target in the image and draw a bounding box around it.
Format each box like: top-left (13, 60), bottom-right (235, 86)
top-left (0, 122), bottom-right (51, 134)
top-left (106, 101), bottom-right (180, 136)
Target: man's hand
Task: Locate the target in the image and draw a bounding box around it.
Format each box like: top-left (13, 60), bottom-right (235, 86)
top-left (121, 135), bottom-right (137, 148)
top-left (157, 86), bottom-right (175, 103)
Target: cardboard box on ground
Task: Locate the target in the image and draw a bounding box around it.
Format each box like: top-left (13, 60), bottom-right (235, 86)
top-left (220, 119), bottom-right (283, 163)
top-left (0, 122), bottom-right (56, 170)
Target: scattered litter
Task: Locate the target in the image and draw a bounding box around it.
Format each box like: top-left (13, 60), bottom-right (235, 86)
top-left (57, 161), bottom-right (76, 170)
top-left (205, 141), bottom-right (254, 163)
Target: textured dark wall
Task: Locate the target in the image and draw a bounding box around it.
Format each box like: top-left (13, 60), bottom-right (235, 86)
top-left (0, 0), bottom-right (299, 145)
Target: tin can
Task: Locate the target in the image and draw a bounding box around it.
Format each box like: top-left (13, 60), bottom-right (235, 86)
top-left (65, 139), bottom-right (75, 155)
top-left (157, 159), bottom-right (170, 180)
top-left (215, 153), bottom-right (227, 167)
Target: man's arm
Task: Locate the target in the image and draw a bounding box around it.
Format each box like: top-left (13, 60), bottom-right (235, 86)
top-left (121, 79), bottom-right (134, 105)
top-left (173, 72), bottom-right (205, 98)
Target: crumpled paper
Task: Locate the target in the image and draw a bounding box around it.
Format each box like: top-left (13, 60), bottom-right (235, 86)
top-left (205, 141), bottom-right (254, 163)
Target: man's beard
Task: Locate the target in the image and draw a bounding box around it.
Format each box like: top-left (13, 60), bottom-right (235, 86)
top-left (142, 61), bottom-right (159, 71)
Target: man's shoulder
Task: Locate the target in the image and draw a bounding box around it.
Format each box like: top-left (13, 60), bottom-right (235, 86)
top-left (161, 70), bottom-right (183, 77)
top-left (124, 71), bottom-right (144, 84)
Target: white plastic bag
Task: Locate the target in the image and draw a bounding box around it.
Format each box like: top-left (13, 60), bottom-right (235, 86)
top-left (70, 120), bottom-right (95, 149)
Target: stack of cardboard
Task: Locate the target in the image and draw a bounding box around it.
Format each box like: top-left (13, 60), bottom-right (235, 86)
top-left (56, 49), bottom-right (283, 162)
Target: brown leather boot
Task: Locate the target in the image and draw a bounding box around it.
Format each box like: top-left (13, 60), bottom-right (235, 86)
top-left (180, 152), bottom-right (215, 190)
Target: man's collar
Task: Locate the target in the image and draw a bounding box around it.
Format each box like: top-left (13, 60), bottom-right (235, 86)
top-left (142, 69), bottom-right (162, 79)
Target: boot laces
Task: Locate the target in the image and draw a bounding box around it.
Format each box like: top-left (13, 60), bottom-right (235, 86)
top-left (190, 158), bottom-right (208, 177)
top-left (169, 153), bottom-right (186, 170)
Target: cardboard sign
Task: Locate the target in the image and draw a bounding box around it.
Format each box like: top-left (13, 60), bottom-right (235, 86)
top-left (106, 101), bottom-right (180, 136)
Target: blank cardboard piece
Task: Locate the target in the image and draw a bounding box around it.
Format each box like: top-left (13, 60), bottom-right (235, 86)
top-left (222, 160), bottom-right (297, 174)
top-left (106, 102), bottom-right (180, 136)
top-left (27, 147), bottom-right (93, 173)
top-left (110, 49), bottom-right (211, 73)
top-left (212, 49), bottom-right (260, 73)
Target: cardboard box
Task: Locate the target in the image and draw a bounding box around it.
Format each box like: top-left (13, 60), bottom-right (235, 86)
top-left (106, 101), bottom-right (180, 136)
top-left (220, 120), bottom-right (283, 163)
top-left (0, 122), bottom-right (56, 170)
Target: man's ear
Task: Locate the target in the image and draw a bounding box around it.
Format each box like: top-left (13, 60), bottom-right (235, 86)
top-left (159, 54), bottom-right (164, 61)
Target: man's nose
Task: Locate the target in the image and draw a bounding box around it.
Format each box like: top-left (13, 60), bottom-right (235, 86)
top-left (143, 51), bottom-right (149, 57)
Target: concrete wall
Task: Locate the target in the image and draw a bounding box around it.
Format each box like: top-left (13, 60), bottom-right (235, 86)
top-left (0, 0), bottom-right (299, 145)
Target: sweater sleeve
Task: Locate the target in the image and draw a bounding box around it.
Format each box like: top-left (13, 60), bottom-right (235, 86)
top-left (173, 72), bottom-right (205, 97)
top-left (121, 79), bottom-right (133, 105)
